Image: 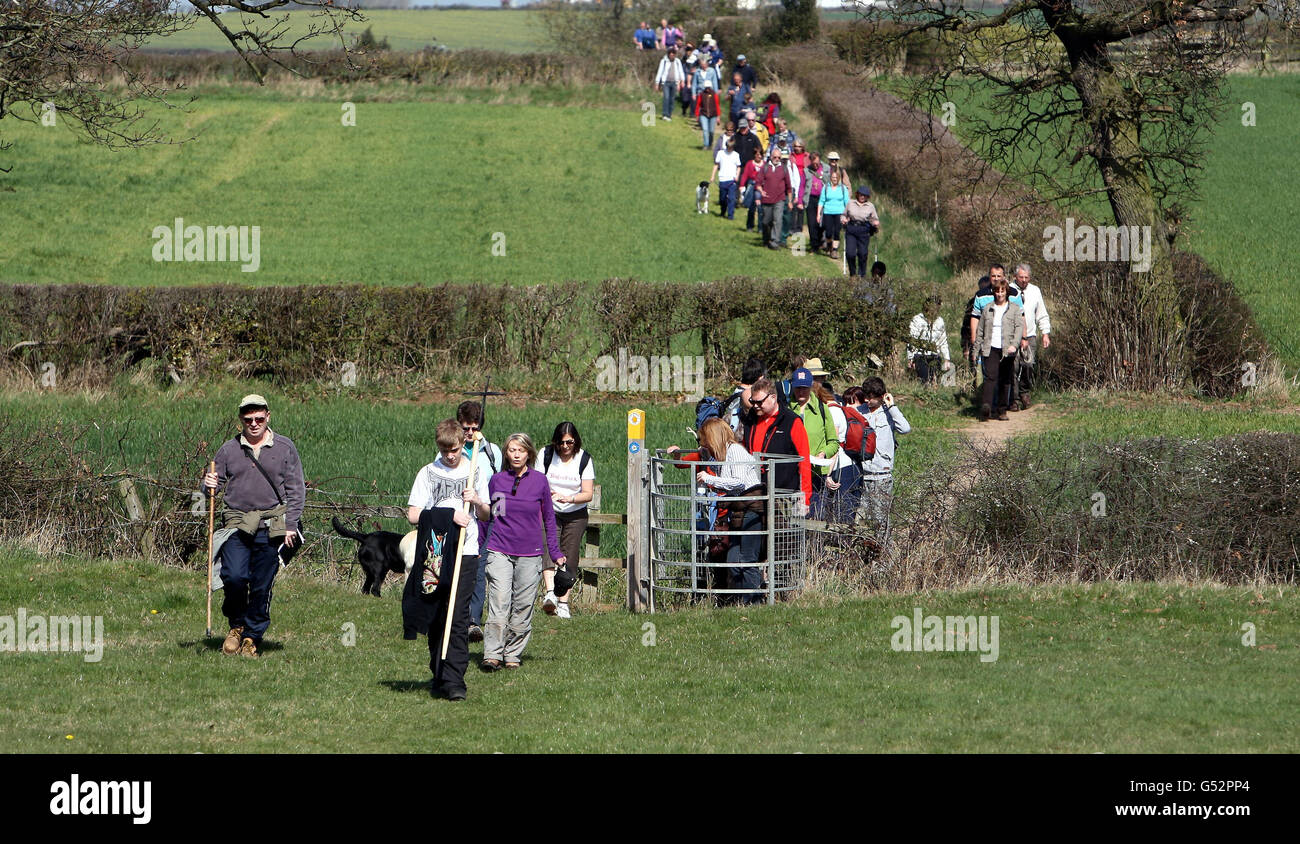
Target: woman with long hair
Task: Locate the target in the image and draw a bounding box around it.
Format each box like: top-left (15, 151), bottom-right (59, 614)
top-left (481, 433), bottom-right (564, 670)
top-left (536, 422), bottom-right (594, 620)
top-left (668, 418), bottom-right (765, 604)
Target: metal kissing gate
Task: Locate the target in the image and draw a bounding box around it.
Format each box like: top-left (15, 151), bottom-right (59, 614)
top-left (644, 450), bottom-right (806, 610)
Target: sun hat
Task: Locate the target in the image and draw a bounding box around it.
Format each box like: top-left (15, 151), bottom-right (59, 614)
top-left (238, 394), bottom-right (269, 413)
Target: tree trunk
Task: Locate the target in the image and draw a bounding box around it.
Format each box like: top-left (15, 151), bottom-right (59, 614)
top-left (1065, 37), bottom-right (1187, 387)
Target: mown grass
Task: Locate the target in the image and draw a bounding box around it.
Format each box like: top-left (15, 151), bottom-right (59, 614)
top-left (883, 73), bottom-right (1300, 371)
top-left (143, 9), bottom-right (548, 54)
top-left (1, 88), bottom-right (934, 286)
top-left (1, 549), bottom-right (1293, 752)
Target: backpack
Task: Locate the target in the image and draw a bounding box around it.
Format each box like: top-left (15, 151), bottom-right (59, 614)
top-left (542, 445), bottom-right (591, 477)
top-left (695, 393), bottom-right (743, 431)
top-left (837, 403), bottom-right (876, 463)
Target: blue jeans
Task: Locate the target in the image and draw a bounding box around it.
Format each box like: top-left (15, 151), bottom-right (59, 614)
top-left (719, 180), bottom-right (737, 218)
top-left (219, 528), bottom-right (280, 643)
top-left (661, 83), bottom-right (677, 118)
top-left (699, 115), bottom-right (716, 148)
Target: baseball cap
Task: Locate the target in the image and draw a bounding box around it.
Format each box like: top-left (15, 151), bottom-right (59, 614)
top-left (703, 79), bottom-right (712, 88)
top-left (803, 358), bottom-right (830, 377)
top-left (856, 185), bottom-right (871, 197)
top-left (791, 368), bottom-right (814, 388)
top-left (827, 151), bottom-right (840, 161)
top-left (737, 54), bottom-right (747, 61)
top-left (238, 394), bottom-right (269, 413)
top-left (738, 118), bottom-right (749, 128)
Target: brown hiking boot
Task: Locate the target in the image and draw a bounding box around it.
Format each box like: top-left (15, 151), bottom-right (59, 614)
top-left (238, 637), bottom-right (259, 658)
top-left (222, 626), bottom-right (245, 655)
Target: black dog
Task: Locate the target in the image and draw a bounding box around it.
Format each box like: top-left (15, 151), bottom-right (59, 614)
top-left (332, 516), bottom-right (414, 597)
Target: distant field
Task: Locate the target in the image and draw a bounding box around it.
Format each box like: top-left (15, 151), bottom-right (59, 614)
top-left (888, 73), bottom-right (1300, 371)
top-left (1, 92), bottom-right (822, 285)
top-left (2, 550), bottom-right (1293, 752)
top-left (145, 9), bottom-right (548, 53)
top-left (0, 84), bottom-right (947, 287)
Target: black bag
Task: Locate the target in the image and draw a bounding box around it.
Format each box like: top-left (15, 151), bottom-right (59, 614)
top-left (553, 563), bottom-right (578, 598)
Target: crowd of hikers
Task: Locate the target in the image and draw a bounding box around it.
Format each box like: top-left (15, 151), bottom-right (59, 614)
top-left (646, 23), bottom-right (882, 270)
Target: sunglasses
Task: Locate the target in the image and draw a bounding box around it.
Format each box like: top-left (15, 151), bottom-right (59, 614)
top-left (241, 415), bottom-right (267, 425)
top-left (748, 394), bottom-right (770, 407)
top-left (461, 425), bottom-right (480, 433)
top-left (559, 439), bottom-right (576, 446)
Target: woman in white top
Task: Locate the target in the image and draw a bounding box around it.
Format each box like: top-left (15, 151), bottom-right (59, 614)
top-left (907, 295), bottom-right (953, 386)
top-left (535, 421), bottom-right (595, 618)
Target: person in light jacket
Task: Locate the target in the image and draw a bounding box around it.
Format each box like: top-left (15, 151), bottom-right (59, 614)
top-left (974, 275), bottom-right (1026, 421)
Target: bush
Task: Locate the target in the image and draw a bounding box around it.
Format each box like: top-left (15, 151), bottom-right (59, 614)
top-left (762, 0), bottom-right (819, 46)
top-left (0, 278), bottom-right (911, 395)
top-left (825, 431), bottom-right (1300, 592)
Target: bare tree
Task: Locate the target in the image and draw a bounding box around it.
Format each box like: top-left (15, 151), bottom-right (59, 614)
top-left (849, 0), bottom-right (1294, 341)
top-left (0, 0), bottom-right (364, 167)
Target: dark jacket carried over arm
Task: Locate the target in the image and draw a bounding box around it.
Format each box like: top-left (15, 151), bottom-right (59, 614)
top-left (401, 507), bottom-right (463, 640)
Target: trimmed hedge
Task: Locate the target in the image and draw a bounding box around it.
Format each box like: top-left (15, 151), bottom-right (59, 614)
top-left (0, 279), bottom-right (907, 391)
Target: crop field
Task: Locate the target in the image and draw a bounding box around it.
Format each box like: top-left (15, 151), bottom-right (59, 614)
top-left (0, 87), bottom-right (943, 287)
top-left (0, 387), bottom-right (958, 562)
top-left (1, 549), bottom-right (1294, 753)
top-left (888, 73), bottom-right (1300, 371)
top-left (142, 9), bottom-right (549, 54)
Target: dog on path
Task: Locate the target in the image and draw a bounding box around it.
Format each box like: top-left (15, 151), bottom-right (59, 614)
top-left (696, 181), bottom-right (710, 214)
top-left (331, 516), bottom-right (416, 597)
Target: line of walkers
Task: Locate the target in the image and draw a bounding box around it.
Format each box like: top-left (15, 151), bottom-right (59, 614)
top-left (652, 36), bottom-right (883, 274)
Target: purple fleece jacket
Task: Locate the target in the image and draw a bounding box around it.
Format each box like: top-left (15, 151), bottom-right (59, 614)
top-left (486, 468), bottom-right (563, 560)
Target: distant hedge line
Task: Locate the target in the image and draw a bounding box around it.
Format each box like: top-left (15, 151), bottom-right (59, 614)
top-left (0, 279), bottom-right (908, 390)
top-left (123, 47), bottom-right (662, 87)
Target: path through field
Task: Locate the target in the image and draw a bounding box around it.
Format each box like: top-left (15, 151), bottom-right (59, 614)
top-left (960, 402), bottom-right (1051, 450)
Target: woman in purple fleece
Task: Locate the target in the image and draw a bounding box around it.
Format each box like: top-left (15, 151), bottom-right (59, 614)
top-left (481, 433), bottom-right (565, 671)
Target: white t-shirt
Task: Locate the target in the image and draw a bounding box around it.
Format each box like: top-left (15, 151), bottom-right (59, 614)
top-left (991, 302), bottom-right (1008, 349)
top-left (407, 453), bottom-right (492, 557)
top-left (534, 448), bottom-right (596, 515)
top-left (715, 149), bottom-right (741, 183)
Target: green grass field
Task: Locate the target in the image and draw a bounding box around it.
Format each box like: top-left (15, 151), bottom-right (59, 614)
top-left (1, 549), bottom-right (1292, 752)
top-left (144, 9), bottom-right (548, 53)
top-left (888, 73), bottom-right (1300, 370)
top-left (1, 87), bottom-right (924, 286)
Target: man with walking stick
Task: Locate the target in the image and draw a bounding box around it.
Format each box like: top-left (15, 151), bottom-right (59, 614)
top-left (202, 395), bottom-right (305, 658)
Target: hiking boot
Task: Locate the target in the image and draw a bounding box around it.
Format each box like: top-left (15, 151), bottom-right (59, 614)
top-left (468, 624), bottom-right (484, 643)
top-left (996, 411), bottom-right (1009, 421)
top-left (1008, 402), bottom-right (1022, 412)
top-left (222, 626), bottom-right (245, 655)
top-left (542, 591), bottom-right (558, 615)
top-left (1020, 395), bottom-right (1032, 410)
top-left (979, 404), bottom-right (991, 422)
top-left (238, 637), bottom-right (258, 658)
top-left (556, 603), bottom-right (571, 619)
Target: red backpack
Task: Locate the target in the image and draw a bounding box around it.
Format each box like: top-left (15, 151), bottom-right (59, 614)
top-left (833, 402), bottom-right (876, 463)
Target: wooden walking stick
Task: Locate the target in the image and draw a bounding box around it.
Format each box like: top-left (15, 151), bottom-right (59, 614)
top-left (439, 432), bottom-right (481, 661)
top-left (205, 460), bottom-right (216, 638)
